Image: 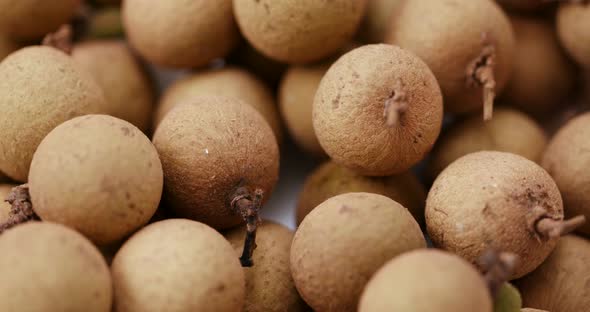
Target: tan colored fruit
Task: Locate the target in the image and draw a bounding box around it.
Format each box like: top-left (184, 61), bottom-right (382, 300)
top-left (225, 221), bottom-right (308, 312)
top-left (0, 184), bottom-right (15, 224)
top-left (0, 0), bottom-right (78, 40)
top-left (557, 3), bottom-right (590, 68)
top-left (359, 249), bottom-right (492, 312)
top-left (123, 0), bottom-right (239, 68)
top-left (29, 115), bottom-right (163, 245)
top-left (0, 34), bottom-right (19, 60)
top-left (0, 222), bottom-right (112, 312)
top-left (291, 192), bottom-right (425, 311)
top-left (429, 108), bottom-right (547, 178)
top-left (426, 151), bottom-right (566, 279)
top-left (542, 113), bottom-right (590, 235)
top-left (297, 161), bottom-right (425, 225)
top-left (0, 46), bottom-right (108, 182)
top-left (112, 219), bottom-right (245, 312)
top-left (516, 235), bottom-right (590, 312)
top-left (503, 17), bottom-right (576, 116)
top-left (72, 40), bottom-right (155, 133)
top-left (358, 0), bottom-right (406, 43)
top-left (386, 0), bottom-right (515, 119)
top-left (313, 44), bottom-right (443, 176)
top-left (233, 0), bottom-right (368, 64)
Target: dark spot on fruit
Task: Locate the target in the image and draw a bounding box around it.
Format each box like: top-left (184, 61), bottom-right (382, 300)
top-left (125, 192), bottom-right (131, 200)
top-left (121, 127), bottom-right (131, 136)
top-left (339, 205), bottom-right (352, 213)
top-left (216, 283), bottom-right (226, 292)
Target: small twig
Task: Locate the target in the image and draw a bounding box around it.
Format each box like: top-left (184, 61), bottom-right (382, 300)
top-left (466, 32), bottom-right (497, 121)
top-left (42, 24), bottom-right (73, 54)
top-left (0, 184), bottom-right (38, 234)
top-left (527, 206), bottom-right (586, 240)
top-left (478, 249), bottom-right (519, 298)
top-left (230, 186), bottom-right (263, 267)
top-left (383, 80), bottom-right (408, 127)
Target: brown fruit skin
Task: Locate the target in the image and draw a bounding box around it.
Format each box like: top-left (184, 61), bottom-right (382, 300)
top-left (112, 219), bottom-right (245, 312)
top-left (386, 0), bottom-right (515, 114)
top-left (279, 64), bottom-right (329, 158)
top-left (542, 113), bottom-right (590, 235)
top-left (557, 3), bottom-right (590, 68)
top-left (0, 222), bottom-right (112, 312)
top-left (29, 115), bottom-right (163, 245)
top-left (0, 0), bottom-right (78, 40)
top-left (154, 67), bottom-right (282, 142)
top-left (291, 192), bottom-right (426, 312)
top-left (72, 40), bottom-right (155, 133)
top-left (233, 0), bottom-right (368, 64)
top-left (0, 34), bottom-right (19, 61)
top-left (357, 0), bottom-right (406, 43)
top-left (359, 249), bottom-right (492, 312)
top-left (429, 108), bottom-right (547, 178)
top-left (0, 184), bottom-right (15, 224)
top-left (123, 0), bottom-right (239, 68)
top-left (297, 161), bottom-right (426, 225)
top-left (152, 96), bottom-right (279, 229)
top-left (225, 221), bottom-right (308, 312)
top-left (313, 44), bottom-right (443, 176)
top-left (503, 17), bottom-right (576, 117)
top-left (0, 46), bottom-right (108, 182)
top-left (516, 236), bottom-right (590, 312)
top-left (426, 151), bottom-right (563, 279)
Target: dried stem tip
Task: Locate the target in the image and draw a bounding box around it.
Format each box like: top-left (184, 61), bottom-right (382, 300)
top-left (42, 24), bottom-right (73, 54)
top-left (0, 184), bottom-right (38, 234)
top-left (231, 187), bottom-right (264, 267)
top-left (383, 80), bottom-right (409, 127)
top-left (536, 215), bottom-right (586, 238)
top-left (478, 249), bottom-right (519, 298)
top-left (467, 33), bottom-right (497, 121)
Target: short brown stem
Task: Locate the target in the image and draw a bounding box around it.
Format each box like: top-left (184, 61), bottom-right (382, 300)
top-left (536, 215), bottom-right (586, 238)
top-left (383, 82), bottom-right (408, 127)
top-left (230, 187), bottom-right (263, 267)
top-left (478, 249), bottom-right (519, 298)
top-left (0, 184), bottom-right (38, 234)
top-left (42, 24), bottom-right (73, 54)
top-left (467, 33), bottom-right (497, 121)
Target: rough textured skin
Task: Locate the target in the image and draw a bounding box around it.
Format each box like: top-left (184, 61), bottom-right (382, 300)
top-left (112, 219), bottom-right (245, 312)
top-left (359, 250), bottom-right (492, 312)
top-left (0, 184), bottom-right (15, 224)
top-left (386, 0), bottom-right (515, 114)
top-left (29, 115), bottom-right (163, 245)
top-left (279, 64), bottom-right (328, 157)
top-left (358, 0), bottom-right (406, 43)
top-left (0, 222), bottom-right (112, 312)
top-left (152, 96), bottom-right (279, 229)
top-left (429, 108), bottom-right (547, 178)
top-left (123, 0), bottom-right (239, 68)
top-left (233, 0), bottom-right (368, 64)
top-left (516, 236), bottom-right (590, 312)
top-left (291, 192), bottom-right (425, 312)
top-left (426, 151), bottom-right (563, 279)
top-left (0, 0), bottom-right (78, 39)
top-left (494, 283), bottom-right (522, 312)
top-left (557, 3), bottom-right (590, 68)
top-left (542, 113), bottom-right (590, 235)
top-left (503, 17), bottom-right (576, 116)
top-left (0, 34), bottom-right (19, 61)
top-left (313, 44), bottom-right (443, 176)
top-left (225, 221), bottom-right (308, 312)
top-left (0, 46), bottom-right (108, 182)
top-left (154, 67), bottom-right (282, 141)
top-left (297, 161), bottom-right (426, 225)
top-left (496, 0), bottom-right (546, 11)
top-left (72, 40), bottom-right (155, 133)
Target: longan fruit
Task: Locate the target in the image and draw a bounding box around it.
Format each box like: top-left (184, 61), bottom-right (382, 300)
top-left (357, 0), bottom-right (406, 43)
top-left (154, 67), bottom-right (282, 142)
top-left (502, 17), bottom-right (576, 116)
top-left (0, 34), bottom-right (19, 61)
top-left (429, 108), bottom-right (547, 178)
top-left (233, 0), bottom-right (368, 64)
top-left (112, 219), bottom-right (245, 312)
top-left (516, 235), bottom-right (590, 312)
top-left (386, 0), bottom-right (515, 119)
top-left (557, 2), bottom-right (590, 68)
top-left (0, 46), bottom-right (108, 182)
top-left (426, 151), bottom-right (576, 279)
top-left (72, 40), bottom-right (155, 133)
top-left (297, 161), bottom-right (425, 225)
top-left (28, 115), bottom-right (163, 245)
top-left (0, 184), bottom-right (15, 224)
top-left (291, 192), bottom-right (425, 311)
top-left (122, 0), bottom-right (239, 68)
top-left (225, 221), bottom-right (308, 312)
top-left (0, 0), bottom-right (79, 40)
top-left (542, 113), bottom-right (590, 235)
top-left (313, 44), bottom-right (443, 176)
top-left (359, 249), bottom-right (493, 312)
top-left (0, 222), bottom-right (112, 312)
top-left (494, 283), bottom-right (522, 312)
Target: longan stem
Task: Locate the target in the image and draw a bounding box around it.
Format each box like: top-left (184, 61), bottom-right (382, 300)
top-left (0, 184), bottom-right (38, 234)
top-left (383, 85), bottom-right (408, 127)
top-left (478, 249), bottom-right (519, 298)
top-left (467, 34), bottom-right (497, 121)
top-left (42, 24), bottom-right (73, 54)
top-left (536, 215), bottom-right (586, 238)
top-left (230, 187), bottom-right (263, 267)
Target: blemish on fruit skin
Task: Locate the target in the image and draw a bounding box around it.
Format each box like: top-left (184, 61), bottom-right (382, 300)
top-left (204, 148), bottom-right (209, 155)
top-left (339, 204), bottom-right (352, 213)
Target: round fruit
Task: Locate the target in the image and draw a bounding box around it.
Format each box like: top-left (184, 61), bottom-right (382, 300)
top-left (291, 192), bottom-right (425, 311)
top-left (0, 34), bottom-right (19, 60)
top-left (386, 0), bottom-right (515, 119)
top-left (0, 184), bottom-right (14, 224)
top-left (313, 44), bottom-right (443, 176)
top-left (0, 222), bottom-right (112, 312)
top-left (233, 0), bottom-right (368, 64)
top-left (516, 235), bottom-right (590, 312)
top-left (557, 2), bottom-right (590, 68)
top-left (0, 0), bottom-right (79, 39)
top-left (358, 0), bottom-right (406, 43)
top-left (112, 219), bottom-right (245, 312)
top-left (123, 0), bottom-right (239, 68)
top-left (72, 40), bottom-right (155, 133)
top-left (359, 249), bottom-right (492, 312)
top-left (225, 221), bottom-right (308, 312)
top-left (494, 283), bottom-right (522, 312)
top-left (0, 46), bottom-right (108, 182)
top-left (297, 161), bottom-right (425, 225)
top-left (29, 115), bottom-right (163, 245)
top-left (426, 151), bottom-right (570, 279)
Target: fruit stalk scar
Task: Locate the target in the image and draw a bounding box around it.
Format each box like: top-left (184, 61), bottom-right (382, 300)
top-left (383, 81), bottom-right (408, 127)
top-left (230, 186), bottom-right (264, 267)
top-left (42, 24), bottom-right (73, 54)
top-left (0, 184), bottom-right (38, 234)
top-left (528, 206), bottom-right (586, 240)
top-left (478, 249), bottom-right (518, 298)
top-left (467, 33), bottom-right (497, 121)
